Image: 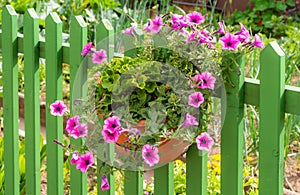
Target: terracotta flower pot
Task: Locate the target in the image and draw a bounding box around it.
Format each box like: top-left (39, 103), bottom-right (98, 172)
top-left (116, 120), bottom-right (190, 165)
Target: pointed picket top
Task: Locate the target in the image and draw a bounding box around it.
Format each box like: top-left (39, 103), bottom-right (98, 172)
top-left (101, 19), bottom-right (114, 30)
top-left (261, 41), bottom-right (285, 59)
top-left (46, 12), bottom-right (62, 24)
top-left (24, 8), bottom-right (39, 20)
top-left (96, 19), bottom-right (114, 60)
top-left (72, 15), bottom-right (87, 28)
top-left (3, 4), bottom-right (17, 16)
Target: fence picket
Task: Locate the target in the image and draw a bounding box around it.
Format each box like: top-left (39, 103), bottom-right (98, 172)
top-left (155, 162), bottom-right (174, 194)
top-left (95, 20), bottom-right (116, 195)
top-left (124, 171), bottom-right (143, 195)
top-left (45, 12), bottom-right (64, 195)
top-left (2, 5), bottom-right (19, 195)
top-left (69, 15), bottom-right (88, 195)
top-left (24, 8), bottom-right (40, 195)
top-left (186, 144), bottom-right (207, 195)
top-left (259, 41), bottom-right (285, 195)
top-left (221, 54), bottom-right (245, 195)
top-left (120, 27), bottom-right (144, 195)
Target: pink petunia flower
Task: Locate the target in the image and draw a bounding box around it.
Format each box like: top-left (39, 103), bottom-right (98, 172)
top-left (102, 128), bottom-right (120, 143)
top-left (150, 16), bottom-right (164, 33)
top-left (50, 100), bottom-right (67, 116)
top-left (103, 116), bottom-right (121, 131)
top-left (214, 20), bottom-right (226, 35)
top-left (92, 49), bottom-right (107, 64)
top-left (191, 74), bottom-right (202, 88)
top-left (181, 113), bottom-right (199, 128)
top-left (187, 11), bottom-right (205, 25)
top-left (198, 72), bottom-right (216, 90)
top-left (70, 151), bottom-right (79, 165)
top-left (70, 123), bottom-right (88, 139)
top-left (65, 115), bottom-right (80, 133)
top-left (171, 22), bottom-right (181, 31)
top-left (178, 16), bottom-right (190, 28)
top-left (188, 92), bottom-right (204, 108)
top-left (142, 144), bottom-right (160, 167)
top-left (75, 152), bottom-right (94, 172)
top-left (199, 33), bottom-right (211, 45)
top-left (219, 33), bottom-right (240, 50)
top-left (122, 24), bottom-right (136, 37)
top-left (253, 34), bottom-right (264, 49)
top-left (186, 31), bottom-right (198, 43)
top-left (171, 14), bottom-right (182, 23)
top-left (196, 132), bottom-right (214, 151)
top-left (143, 21), bottom-right (153, 33)
top-left (170, 14), bottom-right (189, 30)
top-left (81, 42), bottom-right (93, 56)
top-left (235, 23), bottom-right (250, 42)
top-left (200, 29), bottom-right (210, 35)
top-left (101, 175), bottom-right (110, 191)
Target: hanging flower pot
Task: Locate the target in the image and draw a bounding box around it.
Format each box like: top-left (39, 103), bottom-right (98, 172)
top-left (115, 119), bottom-right (190, 165)
top-left (51, 10), bottom-right (264, 177)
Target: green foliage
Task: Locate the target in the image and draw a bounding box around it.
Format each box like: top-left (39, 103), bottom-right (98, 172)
top-left (1, 0), bottom-right (175, 41)
top-left (0, 134), bottom-right (46, 194)
top-left (10, 0), bottom-right (36, 14)
top-left (92, 55), bottom-right (187, 134)
top-left (90, 45), bottom-right (213, 140)
top-left (226, 0), bottom-right (299, 38)
top-left (279, 26), bottom-right (300, 86)
top-left (137, 157), bottom-right (259, 195)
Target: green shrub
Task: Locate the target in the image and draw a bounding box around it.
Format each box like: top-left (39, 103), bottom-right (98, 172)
top-left (0, 134), bottom-right (46, 194)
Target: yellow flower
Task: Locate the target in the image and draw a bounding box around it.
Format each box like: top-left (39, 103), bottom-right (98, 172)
top-left (247, 156), bottom-right (253, 162)
top-left (212, 154), bottom-right (221, 161)
top-left (213, 166), bottom-right (221, 175)
top-left (212, 161), bottom-right (220, 168)
top-left (207, 162), bottom-right (212, 169)
top-left (175, 159), bottom-right (183, 165)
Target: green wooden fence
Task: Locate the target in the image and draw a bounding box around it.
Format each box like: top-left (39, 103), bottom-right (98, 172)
top-left (0, 5), bottom-right (300, 195)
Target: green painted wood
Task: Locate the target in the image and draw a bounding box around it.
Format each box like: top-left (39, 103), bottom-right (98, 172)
top-left (244, 78), bottom-right (260, 106)
top-left (0, 30), bottom-right (299, 114)
top-left (259, 41), bottom-right (285, 195)
top-left (69, 15), bottom-right (88, 195)
top-left (121, 23), bottom-right (144, 195)
top-left (123, 34), bottom-right (137, 57)
top-left (154, 162), bottom-right (174, 195)
top-left (0, 32), bottom-right (70, 64)
top-left (186, 144), bottom-right (207, 195)
top-left (95, 19), bottom-right (114, 60)
top-left (24, 8), bottom-right (40, 195)
top-left (2, 27), bottom-right (299, 115)
top-left (2, 5), bottom-right (19, 195)
top-left (97, 144), bottom-right (115, 195)
top-left (284, 85), bottom-right (300, 115)
top-left (95, 20), bottom-right (116, 195)
top-left (124, 171), bottom-right (143, 195)
top-left (45, 12), bottom-right (64, 195)
top-left (221, 54), bottom-right (245, 195)
top-left (244, 79), bottom-right (300, 115)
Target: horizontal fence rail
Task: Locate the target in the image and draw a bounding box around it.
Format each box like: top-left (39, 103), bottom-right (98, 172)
top-left (0, 31), bottom-right (299, 115)
top-left (0, 5), bottom-right (300, 195)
